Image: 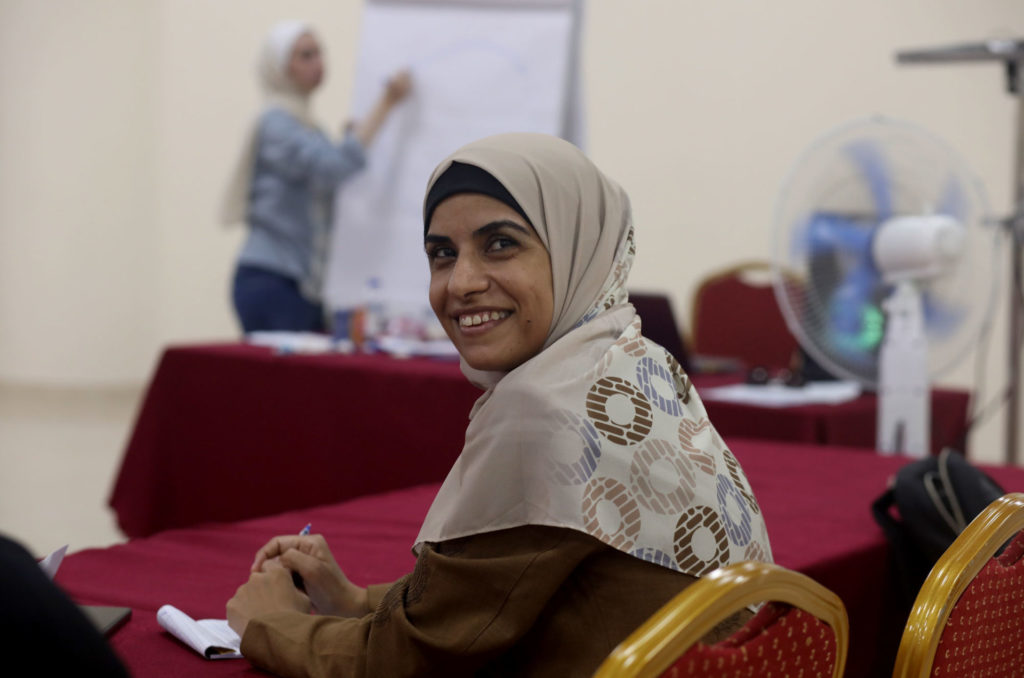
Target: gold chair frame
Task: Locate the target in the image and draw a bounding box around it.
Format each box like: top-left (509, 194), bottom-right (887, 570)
top-left (892, 492), bottom-right (1024, 678)
top-left (593, 561), bottom-right (849, 678)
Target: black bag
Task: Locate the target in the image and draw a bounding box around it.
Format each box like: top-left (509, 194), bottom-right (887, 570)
top-left (872, 448), bottom-right (1005, 605)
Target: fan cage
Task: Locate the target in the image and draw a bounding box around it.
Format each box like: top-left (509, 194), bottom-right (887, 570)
top-left (771, 115), bottom-right (998, 387)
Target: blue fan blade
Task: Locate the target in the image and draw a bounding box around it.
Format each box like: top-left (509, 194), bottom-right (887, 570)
top-left (803, 213), bottom-right (875, 257)
top-left (936, 174), bottom-right (966, 220)
top-left (829, 266), bottom-right (884, 344)
top-left (922, 292), bottom-right (964, 338)
top-left (843, 141), bottom-right (892, 220)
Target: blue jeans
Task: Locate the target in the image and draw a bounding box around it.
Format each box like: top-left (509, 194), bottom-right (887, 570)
top-left (232, 265), bottom-right (325, 333)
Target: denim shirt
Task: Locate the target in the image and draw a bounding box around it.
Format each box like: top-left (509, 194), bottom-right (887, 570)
top-left (237, 108), bottom-right (367, 294)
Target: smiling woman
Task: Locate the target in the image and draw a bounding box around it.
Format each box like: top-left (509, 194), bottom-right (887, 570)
top-left (227, 133), bottom-right (772, 678)
top-left (425, 181), bottom-right (554, 372)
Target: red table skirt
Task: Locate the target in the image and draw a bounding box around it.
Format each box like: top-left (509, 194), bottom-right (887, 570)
top-left (110, 345), bottom-right (477, 538)
top-left (700, 382), bottom-right (969, 454)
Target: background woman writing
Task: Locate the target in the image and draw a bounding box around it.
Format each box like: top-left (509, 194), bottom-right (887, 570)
top-left (227, 133), bottom-right (772, 677)
top-left (224, 20), bottom-right (411, 333)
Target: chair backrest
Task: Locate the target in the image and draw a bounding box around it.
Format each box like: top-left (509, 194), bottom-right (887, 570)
top-left (691, 261), bottom-right (798, 371)
top-left (593, 561), bottom-right (849, 678)
top-left (892, 492), bottom-right (1024, 678)
top-left (628, 291), bottom-right (692, 373)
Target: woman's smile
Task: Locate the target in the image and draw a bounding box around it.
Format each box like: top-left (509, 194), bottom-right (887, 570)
top-left (457, 309), bottom-right (512, 329)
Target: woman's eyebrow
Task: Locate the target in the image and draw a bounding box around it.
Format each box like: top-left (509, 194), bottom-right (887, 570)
top-left (474, 220), bottom-right (531, 238)
top-left (424, 234), bottom-right (451, 246)
top-left (425, 220), bottom-right (531, 247)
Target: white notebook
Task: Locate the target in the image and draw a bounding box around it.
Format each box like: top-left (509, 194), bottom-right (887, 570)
top-left (157, 604), bottom-right (243, 659)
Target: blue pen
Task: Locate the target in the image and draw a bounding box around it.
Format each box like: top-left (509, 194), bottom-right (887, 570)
top-left (293, 523), bottom-right (312, 590)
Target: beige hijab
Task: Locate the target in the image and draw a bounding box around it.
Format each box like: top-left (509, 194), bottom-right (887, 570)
top-left (415, 134), bottom-right (772, 576)
top-left (221, 21), bottom-right (320, 226)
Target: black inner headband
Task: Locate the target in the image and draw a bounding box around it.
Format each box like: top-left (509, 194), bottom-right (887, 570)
top-left (423, 161), bottom-right (531, 236)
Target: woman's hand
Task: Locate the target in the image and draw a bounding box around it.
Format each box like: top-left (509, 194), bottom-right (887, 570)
top-left (227, 560), bottom-right (312, 637)
top-left (384, 69), bottom-right (413, 106)
top-left (251, 534), bottom-right (370, 618)
top-left (353, 69), bottom-right (413, 148)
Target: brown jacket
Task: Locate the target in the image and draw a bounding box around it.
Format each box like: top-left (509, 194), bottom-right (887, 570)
top-left (242, 524), bottom-right (743, 677)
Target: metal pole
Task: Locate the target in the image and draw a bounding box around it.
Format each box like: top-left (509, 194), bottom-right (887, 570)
top-left (1008, 66), bottom-right (1024, 464)
top-left (895, 42), bottom-right (1024, 463)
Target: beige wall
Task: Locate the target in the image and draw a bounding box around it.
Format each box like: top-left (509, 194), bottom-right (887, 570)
top-left (0, 1), bottom-right (160, 385)
top-left (1, 0), bottom-right (1021, 461)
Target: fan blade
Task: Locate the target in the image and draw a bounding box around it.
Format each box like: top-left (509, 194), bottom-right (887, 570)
top-left (843, 140), bottom-right (892, 219)
top-left (936, 174), bottom-right (966, 220)
top-left (922, 292), bottom-right (965, 338)
top-left (825, 264), bottom-right (886, 375)
top-left (799, 213), bottom-right (874, 256)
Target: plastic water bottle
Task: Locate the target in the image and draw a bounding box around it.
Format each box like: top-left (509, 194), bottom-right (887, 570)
top-left (361, 277), bottom-right (385, 353)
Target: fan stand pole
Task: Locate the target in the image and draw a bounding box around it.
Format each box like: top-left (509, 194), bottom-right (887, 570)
top-left (878, 281), bottom-right (931, 457)
top-left (896, 42), bottom-right (1024, 464)
top-left (1008, 59), bottom-right (1024, 465)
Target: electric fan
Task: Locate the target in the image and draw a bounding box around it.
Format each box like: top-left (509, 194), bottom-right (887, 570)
top-left (772, 116), bottom-right (1000, 457)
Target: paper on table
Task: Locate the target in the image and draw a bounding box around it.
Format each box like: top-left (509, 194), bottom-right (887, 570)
top-left (699, 381), bottom-right (862, 408)
top-left (375, 336), bottom-right (459, 359)
top-left (38, 544), bottom-right (68, 579)
top-left (246, 331), bottom-right (337, 354)
top-left (157, 605), bottom-right (242, 659)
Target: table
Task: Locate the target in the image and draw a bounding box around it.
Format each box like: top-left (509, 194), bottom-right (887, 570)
top-left (110, 344), bottom-right (479, 538)
top-left (700, 383), bottom-right (970, 454)
top-left (110, 343), bottom-right (968, 537)
top-left (70, 439), bottom-right (1024, 678)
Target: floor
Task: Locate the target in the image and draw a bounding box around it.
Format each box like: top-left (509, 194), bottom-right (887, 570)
top-left (0, 382), bottom-right (140, 558)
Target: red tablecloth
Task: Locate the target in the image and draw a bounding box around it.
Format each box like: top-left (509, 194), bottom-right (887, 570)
top-left (110, 344), bottom-right (479, 538)
top-left (700, 383), bottom-right (969, 455)
top-left (70, 440), bottom-right (1024, 678)
top-left (110, 343), bottom-right (969, 538)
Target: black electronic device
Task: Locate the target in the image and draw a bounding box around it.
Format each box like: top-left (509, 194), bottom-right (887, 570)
top-left (79, 604), bottom-right (132, 637)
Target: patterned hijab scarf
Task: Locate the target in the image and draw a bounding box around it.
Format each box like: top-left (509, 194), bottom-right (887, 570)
top-left (415, 133), bottom-right (772, 577)
top-left (221, 20), bottom-right (319, 226)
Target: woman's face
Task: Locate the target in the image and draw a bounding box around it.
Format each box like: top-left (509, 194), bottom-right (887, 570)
top-left (287, 32), bottom-right (324, 93)
top-left (426, 193), bottom-right (554, 372)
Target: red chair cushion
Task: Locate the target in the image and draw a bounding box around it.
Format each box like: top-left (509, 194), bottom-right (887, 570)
top-left (929, 531), bottom-right (1024, 677)
top-left (692, 273), bottom-right (797, 371)
top-left (664, 603), bottom-right (838, 677)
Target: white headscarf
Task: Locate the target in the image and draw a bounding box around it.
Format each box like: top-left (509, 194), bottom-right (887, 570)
top-left (414, 134), bottom-right (773, 577)
top-left (221, 20), bottom-right (319, 226)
